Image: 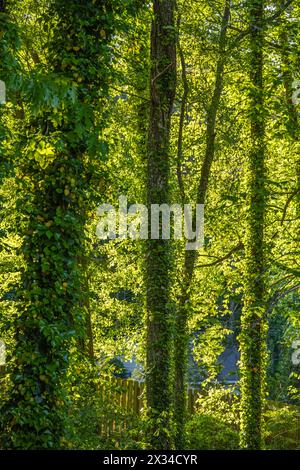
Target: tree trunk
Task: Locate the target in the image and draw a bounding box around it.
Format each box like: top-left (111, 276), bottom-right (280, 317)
top-left (239, 0), bottom-right (266, 450)
top-left (174, 0), bottom-right (230, 449)
top-left (1, 0), bottom-right (113, 449)
top-left (279, 15), bottom-right (300, 217)
top-left (146, 0), bottom-right (176, 450)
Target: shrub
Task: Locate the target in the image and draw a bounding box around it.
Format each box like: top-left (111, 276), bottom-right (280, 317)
top-left (264, 405), bottom-right (300, 450)
top-left (195, 385), bottom-right (240, 430)
top-left (186, 414), bottom-right (240, 450)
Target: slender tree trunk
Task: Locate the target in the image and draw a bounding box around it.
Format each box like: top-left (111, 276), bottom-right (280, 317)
top-left (279, 16), bottom-right (300, 218)
top-left (0, 0), bottom-right (16, 386)
top-left (239, 0), bottom-right (266, 450)
top-left (174, 0), bottom-right (230, 449)
top-left (146, 0), bottom-right (176, 450)
top-left (279, 7), bottom-right (300, 398)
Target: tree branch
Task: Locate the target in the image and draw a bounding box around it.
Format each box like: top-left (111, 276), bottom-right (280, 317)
top-left (176, 16), bottom-right (188, 204)
top-left (196, 241), bottom-right (244, 268)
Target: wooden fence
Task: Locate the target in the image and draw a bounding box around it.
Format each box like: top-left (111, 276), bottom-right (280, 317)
top-left (98, 377), bottom-right (200, 437)
top-left (98, 378), bottom-right (300, 447)
top-left (99, 377), bottom-right (199, 413)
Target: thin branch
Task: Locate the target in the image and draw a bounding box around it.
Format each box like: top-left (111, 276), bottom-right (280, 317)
top-left (270, 274), bottom-right (293, 287)
top-left (196, 241), bottom-right (244, 268)
top-left (176, 16), bottom-right (188, 204)
top-left (229, 0), bottom-right (295, 49)
top-left (110, 86), bottom-right (149, 103)
top-left (151, 62), bottom-right (173, 86)
top-left (265, 283), bottom-right (300, 317)
top-left (281, 189), bottom-right (300, 225)
top-left (264, 0), bottom-right (294, 24)
top-left (0, 240), bottom-right (16, 253)
top-left (273, 261), bottom-right (300, 277)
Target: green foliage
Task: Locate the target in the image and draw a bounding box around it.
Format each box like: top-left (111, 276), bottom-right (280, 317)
top-left (186, 414), bottom-right (240, 450)
top-left (264, 405), bottom-right (300, 450)
top-left (195, 386), bottom-right (241, 430)
top-left (187, 402), bottom-right (300, 450)
top-left (66, 367), bottom-right (144, 450)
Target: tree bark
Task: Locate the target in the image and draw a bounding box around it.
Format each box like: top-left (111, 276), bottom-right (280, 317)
top-left (146, 0), bottom-right (176, 450)
top-left (239, 0), bottom-right (266, 450)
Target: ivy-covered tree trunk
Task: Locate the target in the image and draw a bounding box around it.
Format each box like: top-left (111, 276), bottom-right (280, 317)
top-left (279, 8), bottom-right (300, 401)
top-left (0, 1), bottom-right (18, 190)
top-left (0, 0), bottom-right (21, 385)
top-left (0, 0), bottom-right (7, 385)
top-left (174, 0), bottom-right (230, 449)
top-left (0, 0), bottom-right (7, 182)
top-left (146, 0), bottom-right (176, 450)
top-left (0, 0), bottom-right (116, 449)
top-left (239, 0), bottom-right (266, 450)
top-left (279, 15), bottom-right (300, 218)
